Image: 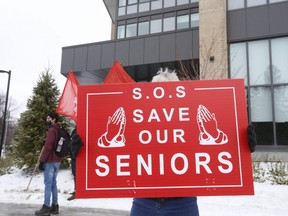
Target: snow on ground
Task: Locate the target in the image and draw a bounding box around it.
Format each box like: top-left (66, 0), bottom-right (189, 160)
top-left (0, 168), bottom-right (287, 216)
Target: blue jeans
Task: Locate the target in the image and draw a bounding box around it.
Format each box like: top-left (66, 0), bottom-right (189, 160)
top-left (130, 197), bottom-right (199, 216)
top-left (43, 162), bottom-right (60, 207)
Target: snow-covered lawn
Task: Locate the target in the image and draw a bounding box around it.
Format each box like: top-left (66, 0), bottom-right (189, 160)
top-left (0, 168), bottom-right (287, 215)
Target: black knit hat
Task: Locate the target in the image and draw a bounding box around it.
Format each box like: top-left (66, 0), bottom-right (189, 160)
top-left (48, 112), bottom-right (58, 122)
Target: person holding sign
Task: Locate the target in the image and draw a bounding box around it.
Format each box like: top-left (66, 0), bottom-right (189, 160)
top-left (67, 127), bottom-right (83, 201)
top-left (129, 68), bottom-right (257, 216)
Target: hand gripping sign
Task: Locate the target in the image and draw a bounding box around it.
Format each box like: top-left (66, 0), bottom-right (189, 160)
top-left (76, 79), bottom-right (254, 198)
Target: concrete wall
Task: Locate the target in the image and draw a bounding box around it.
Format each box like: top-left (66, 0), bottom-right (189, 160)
top-left (199, 0), bottom-right (228, 80)
top-left (61, 29), bottom-right (199, 75)
top-left (228, 1), bottom-right (288, 42)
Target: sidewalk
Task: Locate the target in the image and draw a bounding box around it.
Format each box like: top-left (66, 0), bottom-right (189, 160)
top-left (0, 203), bottom-right (130, 216)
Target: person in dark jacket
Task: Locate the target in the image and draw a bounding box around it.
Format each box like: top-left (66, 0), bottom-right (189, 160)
top-left (35, 112), bottom-right (62, 216)
top-left (129, 69), bottom-right (257, 216)
top-left (67, 126), bottom-right (83, 201)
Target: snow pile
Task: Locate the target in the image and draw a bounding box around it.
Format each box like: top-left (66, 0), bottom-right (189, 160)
top-left (0, 168), bottom-right (287, 215)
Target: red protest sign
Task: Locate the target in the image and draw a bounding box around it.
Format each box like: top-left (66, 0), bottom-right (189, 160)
top-left (76, 79), bottom-right (254, 198)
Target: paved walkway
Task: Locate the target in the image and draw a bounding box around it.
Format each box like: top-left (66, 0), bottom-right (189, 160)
top-left (0, 203), bottom-right (130, 216)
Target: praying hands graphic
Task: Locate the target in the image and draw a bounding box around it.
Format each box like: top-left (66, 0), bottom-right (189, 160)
top-left (197, 105), bottom-right (228, 145)
top-left (98, 107), bottom-right (126, 148)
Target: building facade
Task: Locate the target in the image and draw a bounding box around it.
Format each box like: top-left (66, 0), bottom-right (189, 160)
top-left (60, 0), bottom-right (288, 157)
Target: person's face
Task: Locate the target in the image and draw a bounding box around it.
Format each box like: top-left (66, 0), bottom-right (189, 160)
top-left (45, 116), bottom-right (55, 125)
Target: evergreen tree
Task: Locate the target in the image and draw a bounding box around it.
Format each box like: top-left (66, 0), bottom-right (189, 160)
top-left (12, 69), bottom-right (61, 170)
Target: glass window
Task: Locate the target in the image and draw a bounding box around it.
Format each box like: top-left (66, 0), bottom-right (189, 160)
top-left (151, 0), bottom-right (163, 10)
top-left (139, 2), bottom-right (150, 12)
top-left (191, 0), bottom-right (199, 2)
top-left (247, 0), bottom-right (267, 7)
top-left (251, 87), bottom-right (273, 122)
top-left (191, 13), bottom-right (199, 28)
top-left (227, 0), bottom-right (244, 10)
top-left (117, 25), bottom-right (125, 39)
top-left (118, 7), bottom-right (126, 16)
top-left (164, 0), bottom-right (176, 8)
top-left (271, 37), bottom-right (288, 83)
top-left (140, 0), bottom-right (150, 2)
top-left (177, 0), bottom-right (189, 5)
top-left (150, 19), bottom-right (162, 34)
top-left (270, 0), bottom-right (288, 3)
top-left (119, 0), bottom-right (126, 7)
top-left (128, 0), bottom-right (137, 4)
top-left (274, 86), bottom-right (288, 122)
top-left (138, 21), bottom-right (150, 35)
top-left (127, 4), bottom-right (137, 14)
top-left (126, 23), bottom-right (137, 37)
top-left (163, 17), bottom-right (175, 32)
top-left (248, 40), bottom-right (270, 85)
top-left (230, 43), bottom-right (248, 85)
top-left (177, 14), bottom-right (189, 29)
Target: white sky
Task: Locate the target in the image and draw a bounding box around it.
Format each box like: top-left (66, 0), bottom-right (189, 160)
top-left (0, 0), bottom-right (111, 118)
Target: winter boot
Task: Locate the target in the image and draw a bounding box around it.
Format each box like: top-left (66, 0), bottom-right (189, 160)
top-left (50, 203), bottom-right (59, 214)
top-left (67, 191), bottom-right (75, 201)
top-left (35, 204), bottom-right (50, 216)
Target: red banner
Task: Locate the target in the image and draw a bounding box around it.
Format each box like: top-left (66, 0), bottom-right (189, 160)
top-left (56, 71), bottom-right (79, 122)
top-left (104, 61), bottom-right (135, 84)
top-left (76, 79), bottom-right (254, 198)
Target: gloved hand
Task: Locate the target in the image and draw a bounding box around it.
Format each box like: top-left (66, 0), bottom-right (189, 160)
top-left (247, 124), bottom-right (257, 153)
top-left (39, 162), bottom-right (45, 171)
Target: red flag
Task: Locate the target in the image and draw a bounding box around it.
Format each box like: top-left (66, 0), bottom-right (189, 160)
top-left (104, 61), bottom-right (135, 84)
top-left (56, 71), bottom-right (79, 123)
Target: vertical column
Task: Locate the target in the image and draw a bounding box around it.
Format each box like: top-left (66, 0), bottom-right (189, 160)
top-left (111, 23), bottom-right (116, 40)
top-left (199, 0), bottom-right (228, 80)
